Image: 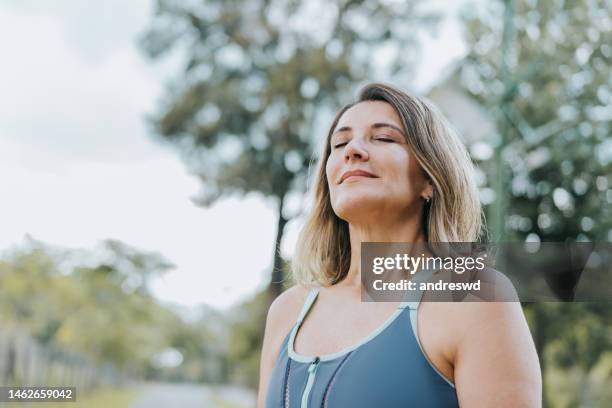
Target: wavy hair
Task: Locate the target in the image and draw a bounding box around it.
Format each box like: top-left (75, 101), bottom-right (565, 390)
top-left (292, 83), bottom-right (486, 286)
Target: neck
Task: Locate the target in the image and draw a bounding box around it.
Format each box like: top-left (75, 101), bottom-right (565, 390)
top-left (338, 211), bottom-right (427, 291)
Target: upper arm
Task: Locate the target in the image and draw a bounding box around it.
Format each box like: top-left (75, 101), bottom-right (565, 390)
top-left (257, 285), bottom-right (309, 408)
top-left (453, 301), bottom-right (542, 407)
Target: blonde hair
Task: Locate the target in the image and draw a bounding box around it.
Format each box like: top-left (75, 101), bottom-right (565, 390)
top-left (292, 83), bottom-right (486, 287)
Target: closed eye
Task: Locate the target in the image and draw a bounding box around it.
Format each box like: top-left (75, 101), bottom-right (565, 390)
top-left (332, 136), bottom-right (395, 148)
top-left (375, 137), bottom-right (395, 142)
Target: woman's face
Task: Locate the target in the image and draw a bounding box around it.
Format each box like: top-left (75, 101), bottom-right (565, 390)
top-left (325, 101), bottom-right (432, 224)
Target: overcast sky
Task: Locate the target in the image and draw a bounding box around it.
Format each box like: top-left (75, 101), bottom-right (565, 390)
top-left (0, 0), bottom-right (469, 310)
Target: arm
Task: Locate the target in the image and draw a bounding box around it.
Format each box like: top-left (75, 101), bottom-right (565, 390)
top-left (453, 301), bottom-right (542, 407)
top-left (257, 285), bottom-right (308, 408)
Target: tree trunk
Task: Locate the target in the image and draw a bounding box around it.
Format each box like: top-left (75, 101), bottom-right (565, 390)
top-left (268, 194), bottom-right (288, 307)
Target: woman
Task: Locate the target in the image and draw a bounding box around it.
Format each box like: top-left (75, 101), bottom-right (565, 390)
top-left (258, 83), bottom-right (541, 407)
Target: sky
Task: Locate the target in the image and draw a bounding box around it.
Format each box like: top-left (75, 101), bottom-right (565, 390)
top-left (0, 0), bottom-right (470, 310)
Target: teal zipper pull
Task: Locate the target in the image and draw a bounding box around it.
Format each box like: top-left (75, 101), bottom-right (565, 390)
top-left (301, 356), bottom-right (321, 408)
top-left (309, 356), bottom-right (321, 373)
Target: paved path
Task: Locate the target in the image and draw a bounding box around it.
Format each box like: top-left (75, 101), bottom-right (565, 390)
top-left (129, 382), bottom-right (255, 408)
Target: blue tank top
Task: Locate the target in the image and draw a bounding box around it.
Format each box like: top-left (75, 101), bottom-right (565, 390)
top-left (265, 268), bottom-right (459, 407)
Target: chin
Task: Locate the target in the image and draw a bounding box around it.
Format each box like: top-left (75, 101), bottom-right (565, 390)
top-left (332, 194), bottom-right (382, 222)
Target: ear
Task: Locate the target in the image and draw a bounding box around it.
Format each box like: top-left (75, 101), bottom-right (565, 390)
top-left (421, 179), bottom-right (434, 201)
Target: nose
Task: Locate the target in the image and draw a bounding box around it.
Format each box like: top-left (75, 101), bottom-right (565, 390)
top-left (344, 137), bottom-right (369, 162)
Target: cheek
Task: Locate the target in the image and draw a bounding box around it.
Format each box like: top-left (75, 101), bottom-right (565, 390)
top-left (403, 162), bottom-right (428, 198)
top-left (325, 157), bottom-right (336, 198)
top-left (385, 152), bottom-right (413, 186)
top-left (382, 155), bottom-right (423, 201)
top-left (325, 153), bottom-right (340, 183)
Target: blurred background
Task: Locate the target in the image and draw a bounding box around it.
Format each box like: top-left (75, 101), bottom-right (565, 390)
top-left (0, 0), bottom-right (610, 407)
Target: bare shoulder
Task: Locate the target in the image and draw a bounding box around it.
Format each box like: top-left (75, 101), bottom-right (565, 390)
top-left (258, 284), bottom-right (313, 407)
top-left (475, 266), bottom-right (520, 302)
top-left (266, 284), bottom-right (312, 332)
top-left (441, 275), bottom-right (541, 407)
top-left (439, 267), bottom-right (526, 337)
top-left (417, 267), bottom-right (540, 406)
top-left (422, 266), bottom-right (521, 329)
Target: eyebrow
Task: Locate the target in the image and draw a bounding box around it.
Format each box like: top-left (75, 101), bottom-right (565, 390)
top-left (332, 122), bottom-right (406, 138)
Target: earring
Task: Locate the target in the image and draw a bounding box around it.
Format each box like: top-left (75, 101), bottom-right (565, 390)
top-left (425, 196), bottom-right (431, 203)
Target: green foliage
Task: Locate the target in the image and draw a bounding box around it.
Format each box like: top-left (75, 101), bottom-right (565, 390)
top-left (460, 0), bottom-right (611, 242)
top-left (0, 239), bottom-right (221, 382)
top-left (225, 289), bottom-right (269, 388)
top-left (460, 1), bottom-right (611, 405)
top-left (140, 0), bottom-right (439, 205)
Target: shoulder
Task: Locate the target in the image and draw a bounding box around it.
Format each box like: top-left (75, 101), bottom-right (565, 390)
top-left (475, 266), bottom-right (520, 302)
top-left (451, 301), bottom-right (541, 406)
top-left (258, 285), bottom-right (314, 407)
top-left (266, 284), bottom-right (313, 332)
top-left (260, 285), bottom-right (312, 364)
top-left (417, 267), bottom-right (522, 366)
top-left (440, 269), bottom-right (541, 406)
top-left (260, 285), bottom-right (313, 370)
top-left (437, 267), bottom-right (526, 349)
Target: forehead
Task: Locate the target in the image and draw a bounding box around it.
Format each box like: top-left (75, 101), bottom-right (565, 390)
top-left (335, 100), bottom-right (403, 129)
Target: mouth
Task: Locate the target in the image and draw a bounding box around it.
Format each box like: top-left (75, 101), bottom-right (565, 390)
top-left (339, 169), bottom-right (378, 184)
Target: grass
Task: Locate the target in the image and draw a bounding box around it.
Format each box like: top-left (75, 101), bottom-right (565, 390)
top-left (210, 395), bottom-right (247, 408)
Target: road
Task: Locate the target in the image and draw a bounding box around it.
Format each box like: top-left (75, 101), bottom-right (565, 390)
top-left (129, 382), bottom-right (255, 408)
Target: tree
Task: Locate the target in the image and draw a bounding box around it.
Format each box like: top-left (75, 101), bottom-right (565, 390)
top-left (460, 0), bottom-right (611, 242)
top-left (140, 0), bottom-right (440, 304)
top-left (96, 239), bottom-right (175, 295)
top-left (0, 239), bottom-right (214, 381)
top-left (459, 0), bottom-right (611, 405)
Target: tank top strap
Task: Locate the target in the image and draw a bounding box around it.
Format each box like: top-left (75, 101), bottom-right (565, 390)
top-left (296, 287), bottom-right (321, 326)
top-left (399, 267), bottom-right (438, 310)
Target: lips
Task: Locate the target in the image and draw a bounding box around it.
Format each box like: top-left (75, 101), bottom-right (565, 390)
top-left (339, 169), bottom-right (378, 184)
